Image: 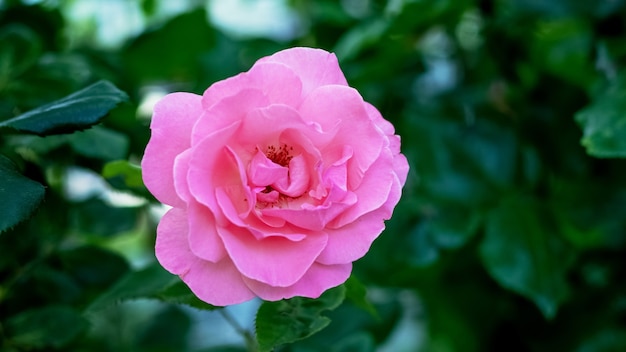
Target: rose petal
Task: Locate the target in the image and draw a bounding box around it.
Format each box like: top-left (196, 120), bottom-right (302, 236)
top-left (261, 188), bottom-right (356, 231)
top-left (258, 47), bottom-right (348, 99)
top-left (193, 89), bottom-right (269, 146)
top-left (202, 62), bottom-right (303, 109)
top-left (330, 149), bottom-right (395, 228)
top-left (155, 208), bottom-right (193, 275)
top-left (218, 225), bottom-right (328, 287)
top-left (237, 104), bottom-right (307, 147)
top-left (187, 200), bottom-right (227, 263)
top-left (143, 92), bottom-right (203, 207)
top-left (181, 257), bottom-right (256, 306)
top-left (156, 209), bottom-right (255, 306)
top-left (365, 102), bottom-right (395, 136)
top-left (273, 154), bottom-right (309, 197)
top-left (188, 121), bottom-right (240, 225)
top-left (316, 211), bottom-right (386, 265)
top-left (248, 150), bottom-right (288, 186)
top-left (173, 149), bottom-right (192, 203)
top-left (394, 150), bottom-right (410, 186)
top-left (299, 85), bottom-right (385, 189)
top-left (244, 262), bottom-right (352, 300)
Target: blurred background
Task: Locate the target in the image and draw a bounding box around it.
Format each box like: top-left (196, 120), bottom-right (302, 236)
top-left (1, 0), bottom-right (626, 351)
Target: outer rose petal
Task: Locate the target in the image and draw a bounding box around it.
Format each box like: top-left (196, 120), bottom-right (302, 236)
top-left (155, 208), bottom-right (194, 275)
top-left (202, 62), bottom-right (303, 110)
top-left (218, 225), bottom-right (328, 287)
top-left (187, 201), bottom-right (227, 263)
top-left (244, 262), bottom-right (352, 301)
top-left (155, 208), bottom-right (255, 306)
top-left (143, 93), bottom-right (203, 207)
top-left (182, 258), bottom-right (256, 306)
top-left (316, 211), bottom-right (386, 265)
top-left (258, 47), bottom-right (349, 98)
top-left (331, 149), bottom-right (395, 228)
top-left (193, 89), bottom-right (268, 146)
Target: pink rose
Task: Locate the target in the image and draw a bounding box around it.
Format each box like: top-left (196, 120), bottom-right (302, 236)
top-left (142, 47), bottom-right (409, 306)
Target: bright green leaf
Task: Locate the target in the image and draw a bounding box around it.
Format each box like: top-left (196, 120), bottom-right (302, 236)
top-left (255, 285), bottom-right (346, 352)
top-left (0, 80), bottom-right (128, 135)
top-left (102, 160), bottom-right (144, 188)
top-left (5, 305), bottom-right (88, 349)
top-left (575, 73), bottom-right (626, 158)
top-left (479, 196), bottom-right (573, 319)
top-left (0, 154), bottom-right (45, 233)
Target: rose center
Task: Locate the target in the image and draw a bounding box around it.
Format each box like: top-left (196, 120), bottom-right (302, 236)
top-left (265, 144), bottom-right (293, 167)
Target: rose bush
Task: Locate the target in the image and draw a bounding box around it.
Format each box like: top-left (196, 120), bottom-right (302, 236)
top-left (142, 47), bottom-right (409, 306)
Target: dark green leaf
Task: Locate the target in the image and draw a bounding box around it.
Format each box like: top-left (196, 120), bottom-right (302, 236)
top-left (153, 280), bottom-right (219, 311)
top-left (0, 154), bottom-right (45, 233)
top-left (69, 197), bottom-right (140, 237)
top-left (123, 9), bottom-right (214, 83)
top-left (531, 19), bottom-right (594, 86)
top-left (86, 261), bottom-right (215, 312)
top-left (59, 245), bottom-right (130, 288)
top-left (344, 276), bottom-right (378, 317)
top-left (255, 285), bottom-right (346, 352)
top-left (0, 80), bottom-right (128, 135)
top-left (5, 305), bottom-right (88, 349)
top-left (575, 73), bottom-right (626, 158)
top-left (479, 196), bottom-right (573, 319)
top-left (136, 306), bottom-right (191, 352)
top-left (87, 262), bottom-right (178, 312)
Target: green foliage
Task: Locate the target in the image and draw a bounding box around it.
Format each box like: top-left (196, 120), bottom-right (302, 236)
top-left (255, 285), bottom-right (346, 352)
top-left (2, 0), bottom-right (626, 351)
top-left (0, 80), bottom-right (128, 135)
top-left (479, 195), bottom-right (573, 319)
top-left (102, 160), bottom-right (144, 188)
top-left (88, 262), bottom-right (217, 313)
top-left (576, 73), bottom-right (626, 157)
top-left (0, 154), bottom-right (44, 233)
top-left (4, 305), bottom-right (89, 349)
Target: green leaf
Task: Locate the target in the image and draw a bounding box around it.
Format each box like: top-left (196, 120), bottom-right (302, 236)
top-left (5, 305), bottom-right (88, 349)
top-left (87, 261), bottom-right (217, 312)
top-left (136, 306), bottom-right (192, 351)
top-left (344, 276), bottom-right (378, 318)
top-left (59, 245), bottom-right (130, 288)
top-left (334, 19), bottom-right (389, 61)
top-left (87, 262), bottom-right (178, 312)
top-left (255, 285), bottom-right (346, 352)
top-left (531, 19), bottom-right (594, 86)
top-left (153, 280), bottom-right (219, 311)
top-left (69, 197), bottom-right (141, 237)
top-left (0, 154), bottom-right (45, 233)
top-left (68, 125), bottom-right (129, 160)
top-left (0, 80), bottom-right (128, 135)
top-left (102, 160), bottom-right (144, 188)
top-left (479, 196), bottom-right (573, 319)
top-left (575, 73), bottom-right (626, 158)
top-left (123, 9), bottom-right (214, 83)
